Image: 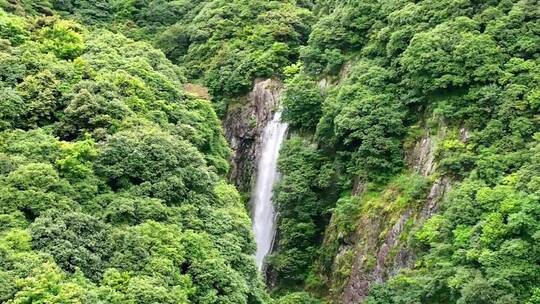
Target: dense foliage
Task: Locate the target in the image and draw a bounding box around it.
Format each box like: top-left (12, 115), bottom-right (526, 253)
top-left (43, 0), bottom-right (315, 114)
top-left (1, 0), bottom-right (539, 303)
top-left (0, 8), bottom-right (268, 303)
top-left (269, 137), bottom-right (336, 287)
top-left (274, 0), bottom-right (540, 303)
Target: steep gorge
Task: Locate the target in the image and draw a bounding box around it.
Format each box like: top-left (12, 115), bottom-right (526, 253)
top-left (222, 78), bottom-right (288, 272)
top-left (223, 79), bottom-right (284, 193)
top-left (0, 0), bottom-right (538, 303)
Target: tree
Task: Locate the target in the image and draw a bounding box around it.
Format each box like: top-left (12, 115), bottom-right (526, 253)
top-left (36, 18), bottom-right (85, 60)
top-left (7, 262), bottom-right (96, 304)
top-left (30, 211), bottom-right (112, 281)
top-left (277, 292), bottom-right (324, 304)
top-left (95, 126), bottom-right (216, 205)
top-left (282, 74), bottom-right (323, 131)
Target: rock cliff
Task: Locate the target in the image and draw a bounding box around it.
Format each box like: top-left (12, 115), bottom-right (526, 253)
top-left (223, 79), bottom-right (283, 192)
top-left (319, 125), bottom-right (459, 303)
top-left (342, 129), bottom-right (453, 303)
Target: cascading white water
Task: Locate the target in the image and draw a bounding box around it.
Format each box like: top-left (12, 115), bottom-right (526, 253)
top-left (252, 111), bottom-right (288, 270)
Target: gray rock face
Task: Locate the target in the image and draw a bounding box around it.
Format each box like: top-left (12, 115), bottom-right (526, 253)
top-left (421, 176), bottom-right (452, 219)
top-left (342, 209), bottom-right (416, 304)
top-left (342, 128), bottom-right (454, 304)
top-left (223, 78), bottom-right (283, 192)
top-left (407, 135), bottom-right (436, 177)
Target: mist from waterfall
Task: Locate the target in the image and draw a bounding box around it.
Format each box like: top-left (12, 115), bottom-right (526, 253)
top-left (252, 110), bottom-right (288, 271)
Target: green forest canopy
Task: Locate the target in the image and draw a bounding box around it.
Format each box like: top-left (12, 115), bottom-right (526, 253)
top-left (0, 0), bottom-right (539, 304)
top-left (273, 1), bottom-right (540, 304)
top-left (0, 4), bottom-right (269, 303)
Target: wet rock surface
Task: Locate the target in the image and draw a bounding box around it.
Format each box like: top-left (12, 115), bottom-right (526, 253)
top-left (223, 79), bottom-right (283, 192)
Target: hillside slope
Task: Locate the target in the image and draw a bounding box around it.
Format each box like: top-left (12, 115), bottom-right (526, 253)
top-left (0, 7), bottom-right (268, 303)
top-left (273, 0), bottom-right (540, 303)
top-left (0, 1), bottom-right (539, 304)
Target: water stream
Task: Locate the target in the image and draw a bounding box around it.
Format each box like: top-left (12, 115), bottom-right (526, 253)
top-left (252, 111), bottom-right (288, 271)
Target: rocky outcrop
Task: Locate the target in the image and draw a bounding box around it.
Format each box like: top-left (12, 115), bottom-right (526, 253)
top-left (406, 135), bottom-right (436, 176)
top-left (421, 176), bottom-right (452, 219)
top-left (341, 128), bottom-right (455, 304)
top-left (223, 78), bottom-right (283, 192)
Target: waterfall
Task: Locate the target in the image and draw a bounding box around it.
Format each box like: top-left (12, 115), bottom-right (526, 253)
top-left (252, 110), bottom-right (288, 271)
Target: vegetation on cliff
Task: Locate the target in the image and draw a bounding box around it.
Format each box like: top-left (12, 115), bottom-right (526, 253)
top-left (0, 0), bottom-right (539, 303)
top-left (275, 0), bottom-right (540, 303)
